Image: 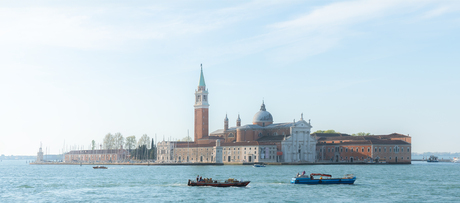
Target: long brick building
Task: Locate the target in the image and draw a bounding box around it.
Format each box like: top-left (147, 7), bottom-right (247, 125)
top-left (315, 133), bottom-right (411, 163)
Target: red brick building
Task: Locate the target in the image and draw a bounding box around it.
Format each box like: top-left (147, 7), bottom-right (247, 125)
top-left (315, 133), bottom-right (411, 163)
top-left (64, 149), bottom-right (129, 163)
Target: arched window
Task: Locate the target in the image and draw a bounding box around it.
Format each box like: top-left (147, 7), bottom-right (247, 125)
top-left (228, 133), bottom-right (234, 137)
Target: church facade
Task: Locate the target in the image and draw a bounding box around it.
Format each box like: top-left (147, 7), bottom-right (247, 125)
top-left (157, 66), bottom-right (316, 163)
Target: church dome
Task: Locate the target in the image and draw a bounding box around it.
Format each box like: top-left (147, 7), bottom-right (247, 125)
top-left (252, 101), bottom-right (273, 124)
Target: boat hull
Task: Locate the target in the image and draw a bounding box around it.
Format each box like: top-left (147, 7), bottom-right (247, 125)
top-left (188, 181), bottom-right (250, 187)
top-left (291, 177), bottom-right (356, 185)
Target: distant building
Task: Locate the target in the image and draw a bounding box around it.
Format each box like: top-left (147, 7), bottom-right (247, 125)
top-left (36, 144), bottom-right (44, 162)
top-left (64, 149), bottom-right (129, 163)
top-left (157, 66), bottom-right (316, 163)
top-left (315, 133), bottom-right (412, 163)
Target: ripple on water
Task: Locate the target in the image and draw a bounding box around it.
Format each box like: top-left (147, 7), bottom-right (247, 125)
top-left (2, 161), bottom-right (460, 202)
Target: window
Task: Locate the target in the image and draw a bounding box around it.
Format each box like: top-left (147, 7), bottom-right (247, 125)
top-left (203, 95), bottom-right (207, 101)
top-left (249, 148), bottom-right (251, 150)
top-left (332, 141), bottom-right (334, 143)
top-left (368, 147), bottom-right (370, 152)
top-left (255, 151), bottom-right (256, 154)
top-left (384, 147), bottom-right (386, 152)
top-left (379, 147), bottom-right (381, 152)
top-left (328, 148), bottom-right (330, 152)
top-left (341, 148), bottom-right (343, 152)
top-left (351, 148), bottom-right (353, 152)
top-left (375, 147), bottom-right (377, 152)
top-left (362, 147), bottom-right (364, 152)
top-left (244, 148), bottom-right (246, 150)
top-left (320, 148), bottom-right (322, 152)
top-left (345, 148), bottom-right (348, 152)
top-left (401, 157), bottom-right (404, 160)
top-left (390, 147), bottom-right (392, 152)
top-left (407, 147), bottom-right (410, 152)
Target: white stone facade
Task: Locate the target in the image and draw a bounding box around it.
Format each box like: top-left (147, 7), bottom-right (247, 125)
top-left (281, 118), bottom-right (316, 162)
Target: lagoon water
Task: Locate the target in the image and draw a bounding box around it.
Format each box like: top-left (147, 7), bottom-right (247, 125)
top-left (1, 160), bottom-right (460, 202)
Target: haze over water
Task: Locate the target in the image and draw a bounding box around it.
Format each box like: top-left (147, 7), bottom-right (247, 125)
top-left (2, 160), bottom-right (459, 202)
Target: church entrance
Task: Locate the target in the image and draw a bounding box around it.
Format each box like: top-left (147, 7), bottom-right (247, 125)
top-left (248, 156), bottom-right (252, 162)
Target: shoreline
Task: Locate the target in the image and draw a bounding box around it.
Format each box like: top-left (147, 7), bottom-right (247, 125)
top-left (29, 162), bottom-right (412, 166)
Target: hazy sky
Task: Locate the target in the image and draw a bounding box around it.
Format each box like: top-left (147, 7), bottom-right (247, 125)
top-left (1, 0), bottom-right (459, 155)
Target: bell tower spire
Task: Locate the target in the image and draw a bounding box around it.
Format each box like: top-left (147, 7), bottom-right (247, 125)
top-left (194, 64), bottom-right (209, 142)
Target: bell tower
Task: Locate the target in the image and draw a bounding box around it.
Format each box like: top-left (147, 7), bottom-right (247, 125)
top-left (194, 64), bottom-right (209, 142)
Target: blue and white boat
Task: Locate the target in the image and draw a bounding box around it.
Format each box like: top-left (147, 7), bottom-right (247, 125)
top-left (253, 164), bottom-right (266, 167)
top-left (291, 173), bottom-right (356, 185)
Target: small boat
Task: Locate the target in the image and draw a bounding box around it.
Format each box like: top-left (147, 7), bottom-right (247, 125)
top-left (427, 155), bottom-right (438, 162)
top-left (93, 166), bottom-right (108, 169)
top-left (188, 178), bottom-right (250, 187)
top-left (291, 173), bottom-right (356, 185)
top-left (452, 157), bottom-right (460, 163)
top-left (253, 164), bottom-right (266, 167)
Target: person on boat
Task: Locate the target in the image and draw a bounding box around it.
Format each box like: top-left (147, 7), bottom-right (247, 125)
top-left (199, 176), bottom-right (203, 182)
top-left (310, 175), bottom-right (313, 180)
top-left (297, 172), bottom-right (300, 177)
top-left (196, 175), bottom-right (199, 182)
top-left (302, 171), bottom-right (305, 176)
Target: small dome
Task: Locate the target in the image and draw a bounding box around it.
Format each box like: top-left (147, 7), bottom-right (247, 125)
top-left (252, 102), bottom-right (273, 123)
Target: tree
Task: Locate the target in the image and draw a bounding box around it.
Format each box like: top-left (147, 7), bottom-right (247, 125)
top-left (103, 133), bottom-right (115, 149)
top-left (125, 136), bottom-right (136, 151)
top-left (91, 140), bottom-right (96, 150)
top-left (149, 138), bottom-right (157, 160)
top-left (131, 145), bottom-right (149, 160)
top-left (352, 132), bottom-right (372, 136)
top-left (314, 129), bottom-right (338, 134)
top-left (138, 134), bottom-right (150, 149)
top-left (181, 136), bottom-right (193, 141)
top-left (114, 132), bottom-right (124, 149)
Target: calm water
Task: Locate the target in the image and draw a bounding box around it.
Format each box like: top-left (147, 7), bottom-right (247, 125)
top-left (1, 160), bottom-right (459, 202)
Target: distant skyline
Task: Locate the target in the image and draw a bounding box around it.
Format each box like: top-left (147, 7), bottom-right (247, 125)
top-left (1, 0), bottom-right (459, 155)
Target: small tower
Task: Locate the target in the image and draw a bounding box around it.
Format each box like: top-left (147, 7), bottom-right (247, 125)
top-left (236, 114), bottom-right (241, 127)
top-left (194, 64), bottom-right (210, 142)
top-left (36, 142), bottom-right (44, 162)
top-left (224, 114), bottom-right (229, 131)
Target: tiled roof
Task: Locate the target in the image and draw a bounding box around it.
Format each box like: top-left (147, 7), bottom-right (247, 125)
top-left (65, 149), bottom-right (127, 155)
top-left (369, 140), bottom-right (410, 145)
top-left (312, 133), bottom-right (352, 137)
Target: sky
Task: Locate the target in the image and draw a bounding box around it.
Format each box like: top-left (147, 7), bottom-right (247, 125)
top-left (1, 0), bottom-right (459, 155)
